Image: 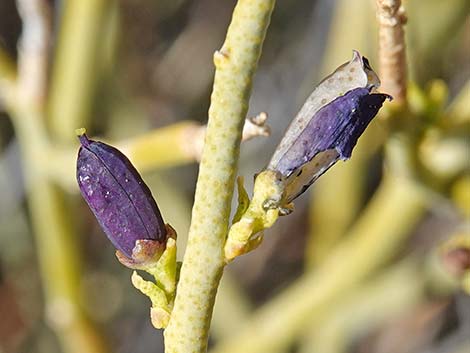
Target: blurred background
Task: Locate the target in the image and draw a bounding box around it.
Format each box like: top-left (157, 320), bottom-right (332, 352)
top-left (0, 0), bottom-right (469, 352)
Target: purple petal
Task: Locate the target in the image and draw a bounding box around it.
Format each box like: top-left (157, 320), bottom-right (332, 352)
top-left (76, 133), bottom-right (166, 258)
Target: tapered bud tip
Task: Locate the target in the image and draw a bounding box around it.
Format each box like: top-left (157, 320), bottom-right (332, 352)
top-left (76, 128), bottom-right (91, 148)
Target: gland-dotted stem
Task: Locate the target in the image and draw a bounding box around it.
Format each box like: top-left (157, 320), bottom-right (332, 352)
top-left (163, 1), bottom-right (276, 352)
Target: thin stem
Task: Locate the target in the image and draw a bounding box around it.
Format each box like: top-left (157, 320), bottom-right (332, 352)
top-left (304, 0), bottom-right (385, 267)
top-left (299, 260), bottom-right (425, 353)
top-left (211, 175), bottom-right (427, 353)
top-left (164, 1), bottom-right (275, 352)
top-left (48, 0), bottom-right (111, 143)
top-left (34, 117), bottom-right (270, 191)
top-left (305, 124), bottom-right (385, 266)
top-left (8, 1), bottom-right (109, 352)
top-left (211, 273), bottom-right (251, 340)
top-left (16, 0), bottom-right (50, 109)
top-left (447, 79), bottom-right (470, 124)
top-left (0, 47), bottom-right (16, 104)
top-left (376, 0), bottom-right (408, 103)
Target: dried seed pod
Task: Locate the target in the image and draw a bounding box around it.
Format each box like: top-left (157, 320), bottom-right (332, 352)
top-left (268, 50), bottom-right (391, 201)
top-left (76, 132), bottom-right (167, 259)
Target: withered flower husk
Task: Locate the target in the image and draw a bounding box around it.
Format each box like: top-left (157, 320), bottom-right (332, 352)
top-left (268, 50), bottom-right (391, 201)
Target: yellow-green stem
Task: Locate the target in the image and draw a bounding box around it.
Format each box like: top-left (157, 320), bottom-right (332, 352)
top-left (164, 1), bottom-right (275, 352)
top-left (211, 175), bottom-right (426, 353)
top-left (299, 260), bottom-right (424, 353)
top-left (10, 108), bottom-right (108, 353)
top-left (0, 47), bottom-right (16, 84)
top-left (0, 48), bottom-right (17, 107)
top-left (6, 0), bottom-right (109, 350)
top-left (211, 273), bottom-right (251, 340)
top-left (48, 0), bottom-right (111, 142)
top-left (303, 0), bottom-right (383, 267)
top-left (447, 79), bottom-right (470, 124)
top-left (306, 123), bottom-right (385, 266)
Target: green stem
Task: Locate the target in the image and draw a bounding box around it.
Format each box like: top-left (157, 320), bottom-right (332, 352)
top-left (0, 47), bottom-right (17, 107)
top-left (10, 107), bottom-right (108, 353)
top-left (211, 273), bottom-right (251, 340)
top-left (164, 1), bottom-right (275, 352)
top-left (302, 0), bottom-right (382, 267)
top-left (211, 175), bottom-right (427, 353)
top-left (29, 178), bottom-right (109, 353)
top-left (299, 260), bottom-right (424, 353)
top-left (0, 47), bottom-right (16, 84)
top-left (306, 123), bottom-right (385, 266)
top-left (446, 79), bottom-right (470, 124)
top-left (48, 0), bottom-right (111, 143)
top-left (6, 0), bottom-right (109, 350)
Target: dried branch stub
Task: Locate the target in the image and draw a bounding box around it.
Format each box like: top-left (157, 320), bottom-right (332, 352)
top-left (376, 0), bottom-right (408, 104)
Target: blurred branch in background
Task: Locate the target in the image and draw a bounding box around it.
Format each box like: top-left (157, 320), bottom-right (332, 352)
top-left (38, 115), bottom-right (270, 191)
top-left (306, 122), bottom-right (386, 267)
top-left (121, 112), bottom-right (270, 167)
top-left (0, 46), bottom-right (16, 104)
top-left (305, 0), bottom-right (384, 267)
top-left (0, 0), bottom-right (468, 352)
top-left (2, 0), bottom-right (109, 352)
top-left (211, 272), bottom-right (251, 340)
top-left (406, 0), bottom-right (470, 84)
top-left (47, 0), bottom-right (111, 143)
top-left (299, 260), bottom-right (426, 353)
top-left (16, 0), bottom-right (49, 109)
top-left (447, 79), bottom-right (470, 125)
top-left (152, 0), bottom-right (234, 105)
top-left (211, 174), bottom-right (427, 353)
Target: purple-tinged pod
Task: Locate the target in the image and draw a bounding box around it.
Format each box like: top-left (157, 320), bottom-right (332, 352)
top-left (267, 51), bottom-right (391, 202)
top-left (269, 50), bottom-right (380, 170)
top-left (76, 132), bottom-right (167, 259)
top-left (276, 87), bottom-right (391, 201)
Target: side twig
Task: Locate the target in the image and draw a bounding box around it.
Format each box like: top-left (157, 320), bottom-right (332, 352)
top-left (8, 1), bottom-right (109, 353)
top-left (376, 0), bottom-right (407, 104)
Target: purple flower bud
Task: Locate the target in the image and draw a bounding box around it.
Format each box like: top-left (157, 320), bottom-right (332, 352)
top-left (267, 51), bottom-right (391, 201)
top-left (76, 132), bottom-right (167, 259)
